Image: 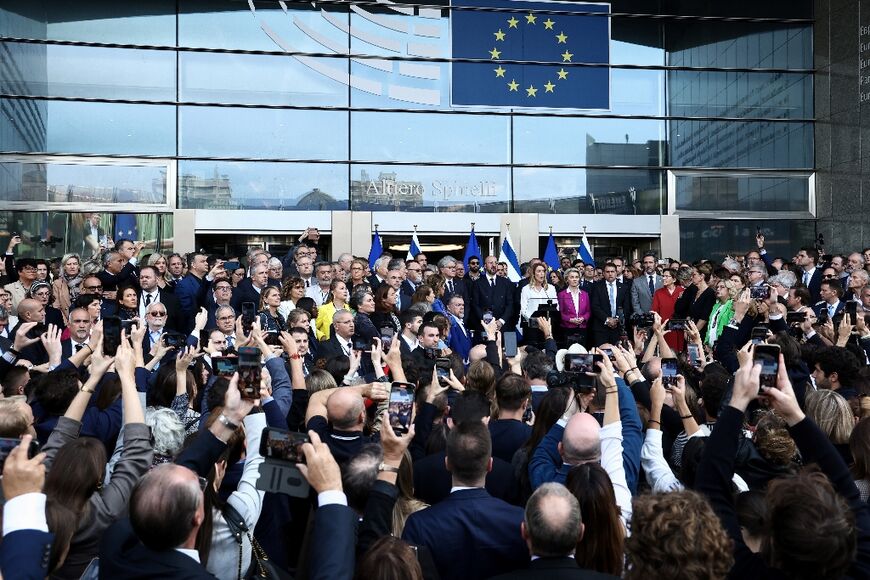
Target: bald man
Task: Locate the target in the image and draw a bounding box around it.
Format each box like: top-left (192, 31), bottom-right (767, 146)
top-left (528, 407), bottom-right (604, 489)
top-left (304, 382), bottom-right (388, 463)
top-left (9, 298), bottom-right (48, 365)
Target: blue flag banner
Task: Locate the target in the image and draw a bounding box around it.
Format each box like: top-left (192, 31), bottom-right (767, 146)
top-left (499, 229), bottom-right (522, 283)
top-left (407, 232), bottom-right (422, 261)
top-left (115, 214), bottom-right (139, 241)
top-left (451, 0), bottom-right (610, 109)
top-left (463, 228), bottom-right (482, 270)
top-left (368, 230), bottom-right (383, 270)
top-left (579, 230), bottom-right (595, 267)
top-left (543, 232), bottom-right (560, 271)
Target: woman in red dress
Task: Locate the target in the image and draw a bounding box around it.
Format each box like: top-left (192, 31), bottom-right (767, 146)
top-left (652, 268), bottom-right (685, 352)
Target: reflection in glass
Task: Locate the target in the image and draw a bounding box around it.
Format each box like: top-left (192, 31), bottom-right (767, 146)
top-left (0, 42), bottom-right (176, 102)
top-left (513, 168), bottom-right (662, 214)
top-left (350, 164), bottom-right (509, 212)
top-left (513, 117), bottom-right (664, 166)
top-left (666, 21), bottom-right (811, 69)
top-left (178, 161), bottom-right (348, 210)
top-left (0, 0), bottom-right (176, 45)
top-left (668, 70), bottom-right (812, 119)
top-left (669, 121), bottom-right (812, 169)
top-left (0, 98), bottom-right (175, 156)
top-left (350, 59), bottom-right (448, 110)
top-left (179, 107), bottom-right (348, 160)
top-left (0, 160), bottom-right (167, 204)
top-left (180, 51), bottom-right (348, 107)
top-left (675, 174), bottom-right (809, 212)
top-left (351, 112), bottom-right (509, 164)
top-left (680, 219), bottom-right (815, 263)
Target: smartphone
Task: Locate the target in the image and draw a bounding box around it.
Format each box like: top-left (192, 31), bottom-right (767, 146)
top-left (263, 331), bottom-right (279, 346)
top-left (786, 311), bottom-right (807, 325)
top-left (212, 356), bottom-right (238, 377)
top-left (0, 438), bottom-right (40, 471)
top-left (435, 357), bottom-right (451, 383)
top-left (846, 301), bottom-right (859, 320)
top-left (687, 344), bottom-right (702, 368)
top-left (353, 336), bottom-right (370, 352)
top-left (223, 261), bottom-right (241, 271)
top-left (503, 331), bottom-right (518, 357)
top-left (163, 332), bottom-right (185, 348)
top-left (388, 382), bottom-right (415, 435)
top-left (380, 327), bottom-right (395, 351)
top-left (259, 427), bottom-right (309, 464)
top-left (750, 326), bottom-right (769, 345)
top-left (754, 344), bottom-right (780, 393)
top-left (102, 316), bottom-right (122, 356)
top-left (661, 357), bottom-right (678, 389)
top-left (600, 347), bottom-right (616, 362)
top-left (121, 319), bottom-right (139, 332)
top-left (241, 302), bottom-right (256, 335)
top-left (482, 310), bottom-right (494, 325)
top-left (567, 353), bottom-right (603, 374)
top-left (237, 346), bottom-right (261, 399)
top-left (24, 322), bottom-right (48, 340)
top-left (666, 319), bottom-right (687, 332)
top-left (750, 285), bottom-right (771, 300)
top-left (528, 317), bottom-right (539, 329)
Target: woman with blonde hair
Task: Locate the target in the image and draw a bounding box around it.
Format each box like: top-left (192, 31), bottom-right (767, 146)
top-left (805, 389), bottom-right (856, 464)
top-left (147, 253), bottom-right (171, 288)
top-left (52, 253), bottom-right (83, 324)
top-left (706, 278), bottom-right (739, 346)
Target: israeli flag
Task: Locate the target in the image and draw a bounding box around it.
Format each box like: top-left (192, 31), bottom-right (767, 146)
top-left (406, 232), bottom-right (422, 261)
top-left (499, 229), bottom-right (522, 283)
top-left (579, 230), bottom-right (595, 268)
top-left (368, 229), bottom-right (383, 270)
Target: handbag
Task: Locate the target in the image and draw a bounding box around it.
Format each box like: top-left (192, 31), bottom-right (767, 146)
top-left (222, 502), bottom-right (292, 580)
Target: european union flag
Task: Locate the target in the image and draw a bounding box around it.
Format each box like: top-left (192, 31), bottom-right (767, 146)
top-left (115, 214), bottom-right (139, 241)
top-left (451, 0), bottom-right (609, 109)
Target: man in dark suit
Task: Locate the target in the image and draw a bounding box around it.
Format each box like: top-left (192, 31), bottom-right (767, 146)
top-left (589, 262), bottom-right (632, 347)
top-left (579, 264), bottom-right (596, 292)
top-left (61, 307), bottom-right (93, 360)
top-left (402, 259), bottom-right (424, 297)
top-left (367, 256), bottom-right (389, 291)
top-left (472, 255), bottom-right (517, 332)
top-left (403, 420), bottom-right (527, 580)
top-left (230, 263), bottom-right (269, 314)
top-left (138, 266), bottom-right (182, 332)
top-left (796, 246), bottom-right (824, 303)
top-left (490, 483), bottom-right (616, 580)
top-left (398, 310), bottom-right (422, 359)
top-left (96, 250), bottom-right (139, 295)
top-left (175, 252), bottom-right (218, 334)
top-left (315, 309), bottom-right (355, 364)
top-left (439, 256), bottom-right (470, 319)
top-left (812, 279), bottom-right (847, 324)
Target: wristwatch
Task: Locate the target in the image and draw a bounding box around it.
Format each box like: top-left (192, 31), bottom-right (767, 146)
top-left (378, 462), bottom-right (400, 473)
top-left (80, 385), bottom-right (95, 394)
top-left (217, 414), bottom-right (239, 431)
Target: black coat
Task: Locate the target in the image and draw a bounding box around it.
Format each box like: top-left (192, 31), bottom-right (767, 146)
top-left (471, 274), bottom-right (517, 330)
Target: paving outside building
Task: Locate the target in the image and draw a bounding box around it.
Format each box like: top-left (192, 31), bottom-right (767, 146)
top-left (0, 0), bottom-right (862, 263)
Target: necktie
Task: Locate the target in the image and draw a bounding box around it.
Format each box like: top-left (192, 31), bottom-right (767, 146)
top-left (490, 277), bottom-right (495, 288)
top-left (608, 283), bottom-right (616, 317)
top-left (648, 275), bottom-right (655, 296)
top-left (829, 304), bottom-right (835, 318)
top-left (803, 271), bottom-right (809, 286)
top-left (144, 293), bottom-right (152, 307)
top-left (74, 343), bottom-right (83, 353)
top-left (447, 280), bottom-right (454, 294)
top-left (226, 335), bottom-right (234, 348)
top-left (396, 294), bottom-right (402, 310)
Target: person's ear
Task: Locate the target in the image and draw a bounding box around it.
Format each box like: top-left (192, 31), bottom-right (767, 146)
top-left (577, 522), bottom-right (585, 542)
top-left (557, 441), bottom-right (563, 457)
top-left (444, 456), bottom-right (452, 474)
top-left (486, 457), bottom-right (493, 474)
top-left (445, 416), bottom-right (454, 430)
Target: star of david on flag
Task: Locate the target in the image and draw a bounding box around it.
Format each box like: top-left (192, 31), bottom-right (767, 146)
top-left (451, 0), bottom-right (609, 109)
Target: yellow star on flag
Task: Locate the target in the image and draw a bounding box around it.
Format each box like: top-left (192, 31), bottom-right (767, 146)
top-left (525, 13), bottom-right (537, 24)
top-left (544, 81), bottom-right (555, 93)
top-left (494, 65), bottom-right (506, 77)
top-left (526, 85), bottom-right (538, 97)
top-left (489, 47), bottom-right (501, 59)
top-left (561, 50), bottom-right (573, 62)
top-left (557, 68), bottom-right (569, 79)
top-left (507, 17), bottom-right (519, 28)
top-left (556, 32), bottom-right (568, 43)
top-left (494, 29), bottom-right (505, 41)
top-left (508, 79), bottom-right (519, 91)
top-left (543, 18), bottom-right (555, 29)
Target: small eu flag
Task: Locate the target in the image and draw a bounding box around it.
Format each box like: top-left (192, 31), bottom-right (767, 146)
top-left (451, 0), bottom-right (609, 109)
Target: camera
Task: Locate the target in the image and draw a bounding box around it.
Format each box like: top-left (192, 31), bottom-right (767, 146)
top-left (750, 285), bottom-right (770, 300)
top-left (630, 312), bottom-right (655, 328)
top-left (546, 369), bottom-right (593, 391)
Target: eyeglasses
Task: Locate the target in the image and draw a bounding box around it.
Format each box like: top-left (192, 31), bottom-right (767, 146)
top-left (335, 320), bottom-right (354, 324)
top-left (149, 311), bottom-right (167, 317)
top-left (217, 315), bottom-right (235, 321)
top-left (70, 318), bottom-right (90, 324)
top-left (84, 285), bottom-right (103, 291)
top-left (823, 274), bottom-right (836, 279)
top-left (20, 266), bottom-right (37, 272)
top-left (214, 285), bottom-right (232, 291)
top-left (33, 291), bottom-right (49, 297)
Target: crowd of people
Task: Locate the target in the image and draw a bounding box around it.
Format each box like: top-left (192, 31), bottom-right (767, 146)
top-left (0, 226), bottom-right (869, 579)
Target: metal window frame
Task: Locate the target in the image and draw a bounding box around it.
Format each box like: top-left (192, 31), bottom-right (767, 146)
top-left (666, 169), bottom-right (815, 219)
top-left (0, 154), bottom-right (176, 213)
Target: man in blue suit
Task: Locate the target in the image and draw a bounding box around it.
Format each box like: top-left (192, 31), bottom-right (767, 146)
top-left (402, 421), bottom-right (527, 580)
top-left (0, 434), bottom-right (54, 580)
top-left (446, 294), bottom-right (472, 364)
top-left (175, 253), bottom-right (220, 334)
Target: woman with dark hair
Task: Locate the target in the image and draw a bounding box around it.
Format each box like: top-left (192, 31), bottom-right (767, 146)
top-left (370, 284), bottom-right (401, 335)
top-left (548, 269), bottom-right (566, 292)
top-left (115, 284), bottom-right (140, 322)
top-left (851, 417), bottom-right (870, 502)
top-left (681, 263), bottom-right (716, 334)
top-left (316, 279), bottom-right (349, 340)
top-left (257, 285), bottom-right (287, 338)
top-left (565, 463), bottom-right (625, 576)
top-left (43, 339), bottom-right (152, 579)
top-left (278, 276), bottom-right (305, 319)
top-left (350, 290), bottom-right (379, 346)
top-left (354, 536), bottom-right (424, 580)
top-left (411, 283), bottom-right (435, 313)
top-left (148, 347), bottom-right (202, 435)
top-left (295, 296), bottom-right (321, 340)
top-left (652, 268), bottom-right (685, 351)
top-left (28, 280), bottom-right (65, 329)
top-left (427, 275), bottom-right (448, 314)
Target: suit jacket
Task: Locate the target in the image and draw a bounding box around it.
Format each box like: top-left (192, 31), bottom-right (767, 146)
top-left (98, 518), bottom-right (215, 579)
top-left (443, 277), bottom-right (470, 314)
top-left (229, 278), bottom-right (262, 314)
top-left (61, 338), bottom-right (90, 360)
top-left (490, 557), bottom-right (617, 580)
top-left (447, 314), bottom-right (472, 363)
top-left (471, 275), bottom-right (517, 330)
top-left (309, 504), bottom-right (358, 580)
top-left (557, 288), bottom-right (590, 330)
top-left (174, 274), bottom-right (211, 333)
top-left (140, 288), bottom-right (182, 332)
top-left (402, 488), bottom-right (527, 580)
top-left (316, 333), bottom-right (351, 363)
top-left (579, 279), bottom-right (596, 293)
top-left (0, 529), bottom-right (54, 580)
top-left (813, 300), bottom-right (846, 321)
top-left (96, 262), bottom-right (139, 293)
top-left (631, 273), bottom-right (662, 314)
top-left (367, 274), bottom-right (386, 291)
top-left (801, 268), bottom-right (824, 304)
top-left (400, 279), bottom-right (418, 298)
top-left (412, 450), bottom-right (520, 506)
top-left (588, 280), bottom-right (632, 347)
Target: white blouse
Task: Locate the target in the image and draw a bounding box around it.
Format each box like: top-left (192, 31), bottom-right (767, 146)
top-left (519, 284), bottom-right (558, 321)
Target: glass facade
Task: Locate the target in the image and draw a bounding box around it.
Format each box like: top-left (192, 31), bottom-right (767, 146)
top-left (0, 1), bottom-right (815, 259)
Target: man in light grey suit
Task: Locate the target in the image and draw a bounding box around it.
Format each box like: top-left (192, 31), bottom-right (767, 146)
top-left (631, 253), bottom-right (662, 313)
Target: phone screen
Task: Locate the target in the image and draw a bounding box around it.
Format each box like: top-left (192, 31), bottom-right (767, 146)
top-left (237, 346), bottom-right (261, 399)
top-left (687, 344), bottom-right (702, 368)
top-left (0, 437), bottom-right (40, 471)
top-left (754, 345), bottom-right (780, 392)
top-left (750, 326), bottom-right (769, 345)
top-left (259, 428), bottom-right (309, 463)
top-left (380, 327), bottom-right (394, 351)
top-left (666, 319), bottom-right (687, 331)
top-left (102, 316), bottom-right (122, 356)
top-left (846, 301), bottom-right (859, 319)
top-left (482, 310), bottom-right (494, 324)
top-left (212, 356), bottom-right (238, 377)
top-left (388, 382), bottom-right (415, 434)
top-left (567, 353), bottom-right (603, 374)
top-left (661, 358), bottom-right (678, 388)
top-left (503, 331), bottom-right (518, 357)
top-left (241, 302), bottom-right (256, 335)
